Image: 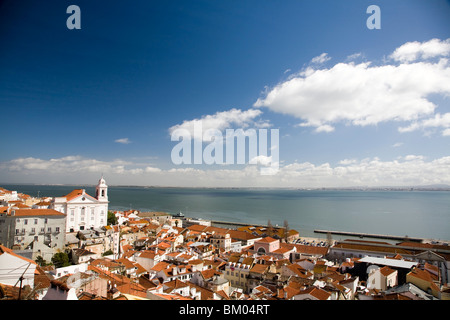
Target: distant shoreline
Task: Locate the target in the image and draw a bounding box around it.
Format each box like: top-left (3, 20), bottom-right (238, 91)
top-left (2, 183), bottom-right (450, 191)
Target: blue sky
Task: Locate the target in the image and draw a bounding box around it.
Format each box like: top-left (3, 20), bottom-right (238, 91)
top-left (1, 0), bottom-right (450, 187)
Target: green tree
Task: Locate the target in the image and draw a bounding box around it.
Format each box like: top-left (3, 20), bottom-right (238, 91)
top-left (107, 211), bottom-right (118, 225)
top-left (35, 255), bottom-right (50, 267)
top-left (51, 252), bottom-right (71, 268)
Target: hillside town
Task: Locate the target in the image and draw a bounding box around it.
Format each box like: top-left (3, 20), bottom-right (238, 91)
top-left (0, 178), bottom-right (449, 301)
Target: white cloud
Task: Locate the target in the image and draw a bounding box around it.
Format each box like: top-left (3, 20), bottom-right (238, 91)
top-left (347, 52), bottom-right (362, 61)
top-left (145, 166), bottom-right (162, 173)
top-left (339, 159), bottom-right (357, 165)
top-left (314, 124), bottom-right (335, 133)
top-left (1, 155), bottom-right (449, 188)
top-left (1, 156), bottom-right (140, 176)
top-left (390, 38), bottom-right (450, 63)
top-left (311, 53), bottom-right (331, 64)
top-left (250, 155), bottom-right (272, 166)
top-left (392, 142), bottom-right (403, 148)
top-left (115, 138), bottom-right (131, 144)
top-left (254, 39), bottom-right (450, 134)
top-left (168, 108), bottom-right (268, 142)
top-left (404, 155), bottom-right (425, 161)
top-left (399, 113), bottom-right (450, 136)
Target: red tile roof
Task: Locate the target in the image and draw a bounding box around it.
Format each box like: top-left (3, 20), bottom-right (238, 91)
top-left (12, 209), bottom-right (65, 217)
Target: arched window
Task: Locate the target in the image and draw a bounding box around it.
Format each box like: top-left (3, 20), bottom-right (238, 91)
top-left (257, 247), bottom-right (266, 255)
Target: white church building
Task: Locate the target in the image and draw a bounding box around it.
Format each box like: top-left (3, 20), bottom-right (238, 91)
top-left (52, 177), bottom-right (109, 232)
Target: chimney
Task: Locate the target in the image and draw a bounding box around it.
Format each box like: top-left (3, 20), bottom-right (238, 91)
top-left (173, 266), bottom-right (178, 275)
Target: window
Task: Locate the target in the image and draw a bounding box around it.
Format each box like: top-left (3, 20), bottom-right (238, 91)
top-left (15, 229), bottom-right (19, 235)
top-left (44, 218), bottom-right (48, 224)
top-left (30, 228), bottom-right (35, 234)
top-left (71, 209), bottom-right (74, 216)
top-left (24, 219), bottom-right (28, 225)
top-left (56, 227), bottom-right (60, 233)
top-left (47, 227), bottom-right (52, 233)
top-left (34, 219), bottom-right (38, 224)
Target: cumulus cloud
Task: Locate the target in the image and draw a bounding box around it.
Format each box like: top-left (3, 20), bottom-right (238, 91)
top-left (398, 112), bottom-right (450, 136)
top-left (392, 142), bottom-right (404, 148)
top-left (115, 138), bottom-right (131, 144)
top-left (390, 38), bottom-right (450, 63)
top-left (278, 156), bottom-right (450, 187)
top-left (311, 53), bottom-right (331, 64)
top-left (1, 155), bottom-right (449, 188)
top-left (254, 38), bottom-right (450, 135)
top-left (2, 156), bottom-right (135, 175)
top-left (168, 108), bottom-right (268, 142)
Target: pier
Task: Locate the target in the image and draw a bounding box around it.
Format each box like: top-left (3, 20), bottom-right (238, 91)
top-left (211, 220), bottom-right (267, 228)
top-left (314, 229), bottom-right (423, 242)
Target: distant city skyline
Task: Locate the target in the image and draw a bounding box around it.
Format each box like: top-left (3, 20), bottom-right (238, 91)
top-left (1, 0), bottom-right (449, 187)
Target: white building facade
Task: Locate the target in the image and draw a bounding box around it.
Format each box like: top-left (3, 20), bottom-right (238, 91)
top-left (0, 208), bottom-right (66, 261)
top-left (52, 177), bottom-right (109, 233)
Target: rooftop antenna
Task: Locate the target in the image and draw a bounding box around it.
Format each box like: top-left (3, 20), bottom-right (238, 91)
top-left (14, 262), bottom-right (32, 300)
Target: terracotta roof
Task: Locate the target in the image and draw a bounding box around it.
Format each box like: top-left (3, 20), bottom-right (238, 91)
top-left (33, 266), bottom-right (52, 291)
top-left (115, 282), bottom-right (147, 298)
top-left (116, 258), bottom-right (136, 269)
top-left (257, 237), bottom-right (278, 243)
top-left (0, 244), bottom-right (37, 266)
top-left (12, 209), bottom-right (65, 217)
top-left (164, 279), bottom-right (189, 290)
top-left (151, 261), bottom-right (171, 272)
top-left (151, 292), bottom-right (192, 300)
top-left (227, 229), bottom-right (260, 241)
top-left (379, 266), bottom-right (397, 277)
top-left (249, 263), bottom-right (269, 274)
top-left (201, 269), bottom-right (221, 280)
top-left (333, 242), bottom-right (412, 255)
top-left (273, 247), bottom-right (292, 254)
top-left (65, 189), bottom-right (97, 202)
top-left (297, 287), bottom-right (331, 300)
top-left (186, 282), bottom-right (215, 300)
top-left (408, 267), bottom-right (436, 284)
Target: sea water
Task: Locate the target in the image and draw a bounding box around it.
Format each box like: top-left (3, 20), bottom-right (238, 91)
top-left (3, 184), bottom-right (449, 241)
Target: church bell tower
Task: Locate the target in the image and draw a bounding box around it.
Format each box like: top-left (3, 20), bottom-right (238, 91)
top-left (96, 175), bottom-right (108, 202)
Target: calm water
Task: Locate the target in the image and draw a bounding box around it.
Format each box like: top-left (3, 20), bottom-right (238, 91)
top-left (3, 184), bottom-right (450, 241)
